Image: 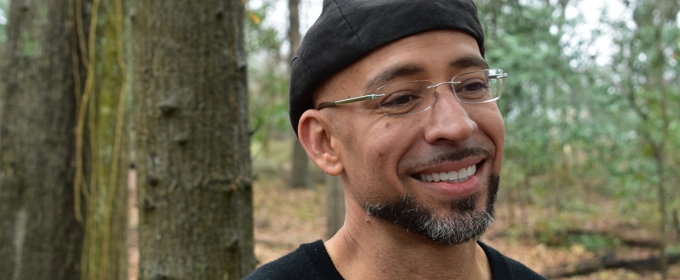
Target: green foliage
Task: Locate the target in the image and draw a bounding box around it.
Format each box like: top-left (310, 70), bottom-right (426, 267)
top-left (563, 233), bottom-right (622, 252)
top-left (603, 0), bottom-right (680, 224)
top-left (534, 215), bottom-right (622, 252)
top-left (477, 0), bottom-right (619, 211)
top-left (245, 2), bottom-right (283, 57)
top-left (476, 0), bottom-right (680, 233)
top-left (534, 218), bottom-right (569, 246)
top-left (245, 1), bottom-right (291, 148)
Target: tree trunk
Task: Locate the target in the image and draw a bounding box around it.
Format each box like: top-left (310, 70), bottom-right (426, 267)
top-left (289, 140), bottom-right (310, 188)
top-left (653, 144), bottom-right (669, 280)
top-left (287, 0), bottom-right (310, 189)
top-left (72, 0), bottom-right (130, 278)
top-left (0, 0), bottom-right (83, 279)
top-left (326, 175), bottom-right (344, 239)
top-left (287, 0), bottom-right (300, 62)
top-left (132, 0), bottom-right (255, 278)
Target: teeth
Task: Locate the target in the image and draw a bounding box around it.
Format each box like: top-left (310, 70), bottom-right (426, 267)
top-left (448, 170), bottom-right (458, 180)
top-left (457, 168), bottom-right (466, 179)
top-left (418, 164), bottom-right (476, 183)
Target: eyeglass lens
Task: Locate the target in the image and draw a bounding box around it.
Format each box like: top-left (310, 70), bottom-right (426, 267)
top-left (376, 69), bottom-right (505, 116)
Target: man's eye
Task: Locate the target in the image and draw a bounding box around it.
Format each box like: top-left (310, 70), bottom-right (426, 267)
top-left (459, 81), bottom-right (488, 92)
top-left (455, 79), bottom-right (490, 99)
top-left (380, 92), bottom-right (418, 108)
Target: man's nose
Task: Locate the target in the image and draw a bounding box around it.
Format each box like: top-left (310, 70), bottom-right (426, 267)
top-left (423, 89), bottom-right (477, 144)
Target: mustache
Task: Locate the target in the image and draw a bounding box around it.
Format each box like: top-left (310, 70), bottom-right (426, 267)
top-left (411, 147), bottom-right (492, 171)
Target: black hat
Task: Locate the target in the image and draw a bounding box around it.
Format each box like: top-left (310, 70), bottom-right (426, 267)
top-left (289, 0), bottom-right (485, 135)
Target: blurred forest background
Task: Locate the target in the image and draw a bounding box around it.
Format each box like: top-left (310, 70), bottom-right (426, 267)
top-left (247, 0), bottom-right (680, 278)
top-left (0, 0), bottom-right (679, 279)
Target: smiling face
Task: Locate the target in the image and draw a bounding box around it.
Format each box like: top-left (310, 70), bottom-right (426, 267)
top-left (301, 30), bottom-right (505, 244)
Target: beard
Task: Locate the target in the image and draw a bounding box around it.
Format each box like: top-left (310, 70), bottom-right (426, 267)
top-left (365, 173), bottom-right (499, 245)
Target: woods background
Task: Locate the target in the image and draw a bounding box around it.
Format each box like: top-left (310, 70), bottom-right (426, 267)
top-left (0, 0), bottom-right (678, 279)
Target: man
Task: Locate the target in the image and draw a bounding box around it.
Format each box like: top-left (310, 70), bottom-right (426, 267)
top-left (246, 0), bottom-right (545, 279)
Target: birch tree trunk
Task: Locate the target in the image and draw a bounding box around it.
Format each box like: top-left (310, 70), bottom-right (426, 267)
top-left (132, 0), bottom-right (255, 278)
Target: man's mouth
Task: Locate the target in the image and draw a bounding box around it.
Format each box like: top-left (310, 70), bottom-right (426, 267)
top-left (417, 164), bottom-right (477, 183)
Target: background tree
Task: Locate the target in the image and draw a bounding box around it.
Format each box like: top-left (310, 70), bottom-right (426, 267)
top-left (606, 0), bottom-right (680, 277)
top-left (0, 0), bottom-right (82, 279)
top-left (476, 0), bottom-right (631, 237)
top-left (132, 0), bottom-right (256, 278)
top-left (477, 0), bottom-right (599, 231)
top-left (287, 0), bottom-right (312, 189)
top-left (326, 175), bottom-right (344, 239)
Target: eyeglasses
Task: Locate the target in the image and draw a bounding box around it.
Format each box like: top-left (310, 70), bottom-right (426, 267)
top-left (317, 69), bottom-right (507, 116)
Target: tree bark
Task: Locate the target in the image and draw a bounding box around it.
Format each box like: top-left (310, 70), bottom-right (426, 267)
top-left (132, 0), bottom-right (255, 278)
top-left (0, 0), bottom-right (82, 279)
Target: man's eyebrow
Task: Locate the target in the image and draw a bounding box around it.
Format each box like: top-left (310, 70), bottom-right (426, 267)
top-left (363, 56), bottom-right (489, 91)
top-left (364, 64), bottom-right (425, 91)
top-left (450, 56), bottom-right (489, 70)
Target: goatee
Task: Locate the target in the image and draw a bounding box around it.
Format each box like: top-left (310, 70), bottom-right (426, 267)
top-left (365, 174), bottom-right (499, 245)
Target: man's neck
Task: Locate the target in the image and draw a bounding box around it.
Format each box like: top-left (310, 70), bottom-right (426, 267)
top-left (324, 206), bottom-right (491, 280)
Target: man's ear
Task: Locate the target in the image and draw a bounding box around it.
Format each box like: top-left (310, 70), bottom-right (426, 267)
top-left (297, 110), bottom-right (343, 176)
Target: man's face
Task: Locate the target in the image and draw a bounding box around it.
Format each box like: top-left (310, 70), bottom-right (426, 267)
top-left (314, 30), bottom-right (505, 244)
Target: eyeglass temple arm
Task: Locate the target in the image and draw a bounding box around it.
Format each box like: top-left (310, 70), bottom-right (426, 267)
top-left (317, 94), bottom-right (382, 110)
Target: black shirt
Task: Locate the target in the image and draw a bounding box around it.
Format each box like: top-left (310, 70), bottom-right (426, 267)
top-left (244, 240), bottom-right (546, 279)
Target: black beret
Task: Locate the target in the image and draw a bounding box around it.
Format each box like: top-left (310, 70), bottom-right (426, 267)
top-left (289, 0), bottom-right (485, 135)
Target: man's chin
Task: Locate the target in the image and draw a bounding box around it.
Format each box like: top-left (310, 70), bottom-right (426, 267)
top-left (365, 174), bottom-right (500, 245)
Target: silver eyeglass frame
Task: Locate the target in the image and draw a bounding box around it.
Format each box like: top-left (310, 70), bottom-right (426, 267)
top-left (316, 69), bottom-right (508, 114)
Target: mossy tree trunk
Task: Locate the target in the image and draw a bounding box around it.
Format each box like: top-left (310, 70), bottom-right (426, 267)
top-left (132, 0), bottom-right (255, 278)
top-left (0, 0), bottom-right (82, 279)
top-left (72, 0), bottom-right (130, 279)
